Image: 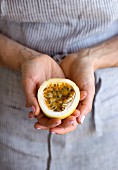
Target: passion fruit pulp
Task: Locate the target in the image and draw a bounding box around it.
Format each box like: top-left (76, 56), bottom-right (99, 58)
top-left (37, 78), bottom-right (80, 119)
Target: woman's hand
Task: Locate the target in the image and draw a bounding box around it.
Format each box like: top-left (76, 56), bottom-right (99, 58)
top-left (21, 54), bottom-right (65, 126)
top-left (1, 34), bottom-right (118, 134)
top-left (21, 53), bottom-right (86, 135)
top-left (60, 50), bottom-right (95, 125)
top-left (59, 35), bottom-right (118, 127)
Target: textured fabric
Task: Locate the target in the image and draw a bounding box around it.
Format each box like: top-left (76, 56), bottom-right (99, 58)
top-left (0, 68), bottom-right (49, 170)
top-left (0, 0), bottom-right (118, 170)
top-left (50, 68), bottom-right (118, 170)
top-left (0, 0), bottom-right (118, 59)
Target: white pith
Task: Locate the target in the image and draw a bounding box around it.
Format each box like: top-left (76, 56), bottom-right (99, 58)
top-left (37, 78), bottom-right (80, 119)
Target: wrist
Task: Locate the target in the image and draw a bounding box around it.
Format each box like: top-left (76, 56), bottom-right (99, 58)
top-left (0, 34), bottom-right (48, 71)
top-left (20, 48), bottom-right (40, 66)
top-left (75, 49), bottom-right (98, 71)
top-left (78, 48), bottom-right (102, 71)
top-left (86, 48), bottom-right (100, 71)
top-left (84, 36), bottom-right (118, 70)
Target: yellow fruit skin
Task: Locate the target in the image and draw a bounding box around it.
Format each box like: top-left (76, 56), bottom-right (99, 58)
top-left (41, 103), bottom-right (79, 119)
top-left (37, 78), bottom-right (80, 119)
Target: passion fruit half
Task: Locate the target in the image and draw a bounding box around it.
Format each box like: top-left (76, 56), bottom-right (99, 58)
top-left (37, 78), bottom-right (80, 119)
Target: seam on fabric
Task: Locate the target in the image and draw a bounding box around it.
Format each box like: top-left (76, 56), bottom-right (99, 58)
top-left (46, 132), bottom-right (52, 170)
top-left (93, 74), bottom-right (103, 136)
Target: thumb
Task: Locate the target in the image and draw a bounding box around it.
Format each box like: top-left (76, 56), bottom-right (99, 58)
top-left (77, 83), bottom-right (95, 124)
top-left (73, 72), bottom-right (95, 124)
top-left (22, 78), bottom-right (40, 116)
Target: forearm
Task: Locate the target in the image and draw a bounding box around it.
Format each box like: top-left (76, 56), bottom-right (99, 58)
top-left (87, 35), bottom-right (118, 70)
top-left (0, 34), bottom-right (40, 71)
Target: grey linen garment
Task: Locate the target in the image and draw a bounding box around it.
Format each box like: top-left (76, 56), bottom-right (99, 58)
top-left (0, 0), bottom-right (118, 170)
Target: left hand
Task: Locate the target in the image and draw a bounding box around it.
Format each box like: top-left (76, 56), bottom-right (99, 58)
top-left (59, 50), bottom-right (95, 125)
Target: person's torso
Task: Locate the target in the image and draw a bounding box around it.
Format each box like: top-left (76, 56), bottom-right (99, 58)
top-left (0, 0), bottom-right (118, 57)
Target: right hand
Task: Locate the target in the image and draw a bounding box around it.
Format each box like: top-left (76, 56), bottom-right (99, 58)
top-left (60, 51), bottom-right (95, 124)
top-left (21, 54), bottom-right (65, 126)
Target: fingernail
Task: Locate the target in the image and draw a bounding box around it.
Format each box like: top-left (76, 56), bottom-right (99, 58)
top-left (69, 120), bottom-right (75, 124)
top-left (31, 105), bottom-right (36, 114)
top-left (80, 115), bottom-right (86, 124)
top-left (28, 113), bottom-right (34, 119)
top-left (51, 132), bottom-right (56, 134)
top-left (36, 127), bottom-right (41, 130)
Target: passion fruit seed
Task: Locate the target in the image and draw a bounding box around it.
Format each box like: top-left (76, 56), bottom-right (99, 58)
top-left (43, 82), bottom-right (75, 112)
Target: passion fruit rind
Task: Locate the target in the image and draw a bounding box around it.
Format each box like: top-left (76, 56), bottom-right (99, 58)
top-left (37, 78), bottom-right (80, 119)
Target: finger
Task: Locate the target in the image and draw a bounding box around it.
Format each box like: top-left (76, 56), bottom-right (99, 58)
top-left (71, 109), bottom-right (80, 118)
top-left (77, 84), bottom-right (95, 124)
top-left (46, 118), bottom-right (61, 128)
top-left (34, 122), bottom-right (49, 130)
top-left (36, 112), bottom-right (45, 119)
top-left (34, 118), bottom-right (61, 130)
top-left (80, 91), bottom-right (87, 101)
top-left (28, 111), bottom-right (35, 119)
top-left (22, 78), bottom-right (40, 116)
top-left (62, 116), bottom-right (76, 128)
top-left (49, 110), bottom-right (80, 134)
top-left (29, 110), bottom-right (45, 120)
top-left (50, 121), bottom-right (78, 135)
top-left (38, 117), bottom-right (61, 128)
